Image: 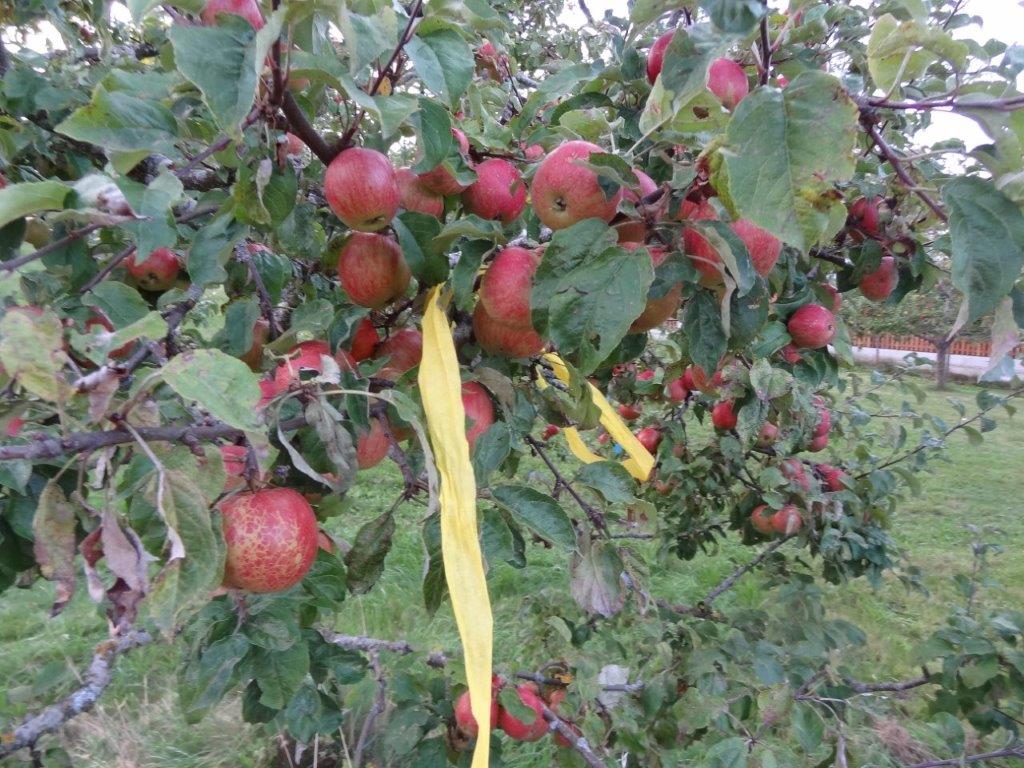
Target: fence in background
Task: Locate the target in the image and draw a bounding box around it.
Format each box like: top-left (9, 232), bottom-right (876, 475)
top-left (852, 335), bottom-right (1023, 358)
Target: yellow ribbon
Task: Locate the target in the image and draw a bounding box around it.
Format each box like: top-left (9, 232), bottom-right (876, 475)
top-left (537, 353), bottom-right (656, 482)
top-left (418, 287), bottom-right (493, 766)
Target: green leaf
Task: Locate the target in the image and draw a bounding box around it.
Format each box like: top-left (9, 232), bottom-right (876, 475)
top-left (161, 349), bottom-right (263, 432)
top-left (282, 684), bottom-right (344, 743)
top-left (576, 462), bottom-right (637, 503)
top-left (305, 399), bottom-right (358, 494)
top-left (33, 481), bottom-right (78, 613)
top-left (433, 215), bottom-right (506, 252)
top-left (217, 298), bottom-right (261, 357)
top-left (344, 509), bottom-right (395, 594)
top-left (393, 211), bottom-right (448, 286)
top-left (491, 485), bottom-right (576, 548)
top-left (792, 702), bottom-right (824, 752)
top-left (413, 98), bottom-right (454, 174)
top-left (147, 472), bottom-right (227, 638)
top-left (472, 422), bottom-right (511, 487)
top-left (0, 181), bottom-right (72, 231)
top-left (944, 177), bottom-right (1024, 323)
top-left (56, 87), bottom-right (178, 153)
top-left (867, 14), bottom-right (968, 93)
top-left (405, 28), bottom-right (474, 107)
top-left (723, 71), bottom-right (858, 252)
top-left (338, 5), bottom-right (397, 75)
top-left (251, 643), bottom-right (310, 709)
top-left (120, 171), bottom-right (183, 260)
top-left (706, 736), bottom-right (749, 768)
top-left (704, 0), bottom-right (765, 34)
top-left (168, 13), bottom-right (280, 132)
top-left (570, 535), bottom-right (625, 618)
top-left (0, 308), bottom-right (66, 402)
top-left (188, 215), bottom-right (246, 287)
top-left (683, 290), bottom-right (728, 374)
top-left (179, 634), bottom-right (249, 722)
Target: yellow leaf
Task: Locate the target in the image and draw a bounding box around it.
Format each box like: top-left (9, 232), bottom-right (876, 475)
top-left (418, 287), bottom-right (493, 767)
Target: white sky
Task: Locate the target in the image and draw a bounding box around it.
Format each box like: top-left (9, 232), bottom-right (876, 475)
top-left (13, 0), bottom-right (1024, 151)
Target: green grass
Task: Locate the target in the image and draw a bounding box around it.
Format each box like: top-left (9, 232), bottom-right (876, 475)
top-left (1, 373), bottom-right (1021, 766)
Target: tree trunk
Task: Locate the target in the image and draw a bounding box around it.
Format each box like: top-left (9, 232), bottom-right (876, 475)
top-left (935, 339), bottom-right (951, 390)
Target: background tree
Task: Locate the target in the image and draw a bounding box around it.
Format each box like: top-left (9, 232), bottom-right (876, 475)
top-left (0, 1), bottom-right (1023, 767)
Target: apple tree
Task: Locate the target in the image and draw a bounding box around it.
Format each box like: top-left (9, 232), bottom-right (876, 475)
top-left (1, 1), bottom-right (1023, 766)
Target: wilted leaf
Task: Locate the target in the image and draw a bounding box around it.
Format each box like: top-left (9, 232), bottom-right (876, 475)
top-left (33, 481), bottom-right (78, 615)
top-left (570, 534), bottom-right (625, 617)
top-left (344, 509), bottom-right (395, 594)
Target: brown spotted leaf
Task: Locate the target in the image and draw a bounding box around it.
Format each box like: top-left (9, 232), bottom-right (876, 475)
top-left (33, 481), bottom-right (78, 615)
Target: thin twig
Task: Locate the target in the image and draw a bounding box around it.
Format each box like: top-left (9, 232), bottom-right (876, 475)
top-left (524, 435), bottom-right (607, 533)
top-left (234, 244), bottom-right (281, 339)
top-left (352, 651), bottom-right (387, 767)
top-left (863, 120), bottom-right (948, 223)
top-left (1, 223), bottom-right (106, 274)
top-left (902, 744), bottom-right (1024, 768)
top-left (540, 704), bottom-right (608, 768)
top-left (175, 107), bottom-right (262, 178)
top-left (0, 629), bottom-right (153, 759)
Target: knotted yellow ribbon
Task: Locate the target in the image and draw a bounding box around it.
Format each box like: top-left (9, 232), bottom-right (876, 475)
top-left (536, 352), bottom-right (656, 482)
top-left (418, 287), bottom-right (493, 766)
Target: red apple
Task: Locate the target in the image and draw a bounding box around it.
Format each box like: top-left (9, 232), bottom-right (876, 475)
top-left (731, 219), bottom-right (781, 277)
top-left (522, 143), bottom-right (545, 161)
top-left (356, 417), bottom-right (390, 470)
top-left (647, 30), bottom-right (675, 84)
top-left (750, 503), bottom-right (802, 536)
top-left (462, 381), bottom-right (495, 450)
top-left (396, 167), bottom-right (445, 218)
top-left (615, 169), bottom-right (659, 244)
top-left (202, 0), bottom-right (264, 28)
top-left (336, 232), bottom-right (410, 309)
top-left (808, 433), bottom-right (828, 452)
top-left (859, 256), bottom-right (897, 302)
top-left (780, 344), bottom-right (803, 364)
top-left (711, 400), bottom-right (737, 431)
top-left (787, 304), bottom-right (835, 349)
top-left (349, 317), bottom-right (380, 362)
top-left (707, 58), bottom-right (748, 110)
top-left (780, 458), bottom-right (812, 492)
top-left (823, 284), bottom-right (842, 312)
top-left (757, 421), bottom-right (778, 447)
top-left (462, 158), bottom-right (527, 224)
top-left (848, 196), bottom-right (882, 236)
top-left (479, 246), bottom-right (540, 327)
top-left (272, 340), bottom-right (356, 394)
top-left (418, 128), bottom-right (471, 196)
top-left (542, 424), bottom-right (560, 441)
top-left (85, 312), bottom-right (132, 359)
top-left (324, 147), bottom-right (400, 232)
top-left (283, 133), bottom-right (304, 156)
top-left (374, 328), bottom-right (423, 379)
top-left (454, 686), bottom-right (500, 739)
top-left (531, 140), bottom-right (623, 230)
top-left (498, 684), bottom-right (548, 742)
top-left (473, 303), bottom-right (544, 358)
top-left (636, 370), bottom-right (655, 383)
top-left (220, 488), bottom-right (318, 593)
top-left (676, 197), bottom-right (717, 223)
top-left (815, 463), bottom-right (847, 492)
top-left (666, 376), bottom-right (689, 403)
top-left (635, 427), bottom-right (662, 453)
top-left (618, 403), bottom-right (642, 421)
top-left (126, 247), bottom-right (180, 291)
top-left (476, 41), bottom-right (508, 81)
top-left (5, 416), bottom-right (25, 438)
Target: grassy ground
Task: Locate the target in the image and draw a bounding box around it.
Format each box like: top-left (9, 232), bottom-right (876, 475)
top-left (0, 373), bottom-right (1021, 766)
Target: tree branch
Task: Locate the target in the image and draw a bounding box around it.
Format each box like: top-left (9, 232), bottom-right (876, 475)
top-left (175, 107), bottom-right (262, 178)
top-left (863, 119), bottom-right (948, 223)
top-left (524, 435), bottom-right (607, 533)
top-left (234, 244), bottom-right (281, 339)
top-left (866, 94), bottom-right (1024, 113)
top-left (541, 703), bottom-right (608, 768)
top-left (844, 672), bottom-right (930, 694)
top-left (902, 744), bottom-right (1024, 768)
top-left (281, 91), bottom-right (335, 165)
top-left (2, 223), bottom-right (106, 274)
top-left (0, 629), bottom-right (153, 759)
top-left (659, 536), bottom-right (790, 616)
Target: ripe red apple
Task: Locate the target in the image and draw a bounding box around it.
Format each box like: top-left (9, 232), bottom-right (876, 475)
top-left (635, 427), bottom-right (662, 453)
top-left (462, 158), bottom-right (526, 224)
top-left (220, 444), bottom-right (248, 490)
top-left (202, 0), bottom-right (264, 28)
top-left (636, 370), bottom-right (655, 383)
top-left (258, 378), bottom-right (277, 408)
top-left (5, 416), bottom-right (25, 438)
top-left (711, 400), bottom-right (737, 431)
top-left (283, 133), bottom-right (304, 156)
top-left (757, 421), bottom-right (779, 447)
top-left (780, 458), bottom-right (812, 492)
top-left (686, 364), bottom-right (721, 393)
top-left (479, 246), bottom-right (540, 327)
top-left (475, 41), bottom-right (508, 81)
top-left (126, 247), bottom-right (180, 291)
top-left (815, 464), bottom-right (847, 492)
top-left (272, 340), bottom-right (356, 394)
top-left (618, 403), bottom-right (642, 421)
top-left (814, 408), bottom-right (831, 439)
top-left (731, 219), bottom-right (781, 277)
top-left (374, 328), bottom-right (423, 379)
top-left (647, 30), bottom-right (675, 84)
top-left (808, 433), bottom-right (828, 452)
top-left (473, 303), bottom-right (544, 358)
top-left (396, 167), bottom-right (445, 218)
top-left (750, 503), bottom-right (802, 536)
top-left (531, 140), bottom-right (623, 230)
top-left (780, 344), bottom-right (803, 364)
top-left (666, 376), bottom-right (690, 403)
top-left (859, 256), bottom-right (897, 302)
top-left (787, 304), bottom-right (835, 349)
top-left (349, 317), bottom-right (380, 362)
top-left (454, 687), bottom-right (500, 739)
top-left (707, 58), bottom-right (748, 110)
top-left (220, 488), bottom-right (318, 593)
top-left (336, 232), bottom-right (410, 309)
top-left (542, 424), bottom-right (560, 441)
top-left (848, 196), bottom-right (882, 236)
top-left (624, 244), bottom-right (683, 332)
top-left (676, 197), bottom-right (717, 223)
top-left (597, 431), bottom-right (611, 446)
top-left (418, 128), bottom-right (472, 196)
top-left (324, 147), bottom-right (400, 232)
top-left (498, 684), bottom-right (548, 742)
top-left (356, 418), bottom-right (390, 470)
top-left (522, 142), bottom-right (545, 161)
top-left (462, 381), bottom-right (495, 450)
top-left (615, 169), bottom-right (659, 244)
